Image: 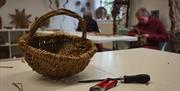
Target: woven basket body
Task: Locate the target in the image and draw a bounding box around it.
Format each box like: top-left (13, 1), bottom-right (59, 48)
top-left (18, 9), bottom-right (97, 78)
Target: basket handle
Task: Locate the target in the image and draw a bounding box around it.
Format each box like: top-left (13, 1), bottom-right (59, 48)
top-left (29, 8), bottom-right (87, 39)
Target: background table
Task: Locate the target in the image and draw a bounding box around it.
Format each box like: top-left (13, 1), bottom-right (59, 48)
top-left (0, 48), bottom-right (179, 91)
top-left (67, 31), bottom-right (137, 43)
top-left (37, 31), bottom-right (137, 43)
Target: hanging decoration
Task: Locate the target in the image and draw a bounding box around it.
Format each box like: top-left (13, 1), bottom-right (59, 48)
top-left (75, 1), bottom-right (81, 7)
top-left (48, 0), bottom-right (59, 10)
top-left (63, 0), bottom-right (69, 8)
top-left (75, 1), bottom-right (82, 13)
top-left (9, 8), bottom-right (32, 28)
top-left (85, 1), bottom-right (91, 12)
top-left (75, 0), bottom-right (92, 15)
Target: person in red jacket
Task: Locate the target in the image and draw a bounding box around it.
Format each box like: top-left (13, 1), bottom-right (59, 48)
top-left (128, 8), bottom-right (170, 50)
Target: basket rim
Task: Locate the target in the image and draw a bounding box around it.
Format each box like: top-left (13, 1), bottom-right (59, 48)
top-left (18, 32), bottom-right (97, 61)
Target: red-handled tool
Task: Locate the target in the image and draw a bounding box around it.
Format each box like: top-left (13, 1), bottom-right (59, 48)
top-left (89, 78), bottom-right (118, 91)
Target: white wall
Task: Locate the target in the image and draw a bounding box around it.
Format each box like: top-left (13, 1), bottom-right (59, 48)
top-left (0, 0), bottom-right (50, 28)
top-left (49, 0), bottom-right (80, 31)
top-left (0, 0), bottom-right (87, 31)
top-left (0, 0), bottom-right (171, 31)
top-left (54, 0), bottom-right (89, 31)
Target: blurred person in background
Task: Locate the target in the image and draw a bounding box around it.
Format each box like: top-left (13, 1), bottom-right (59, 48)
top-left (128, 8), bottom-right (170, 50)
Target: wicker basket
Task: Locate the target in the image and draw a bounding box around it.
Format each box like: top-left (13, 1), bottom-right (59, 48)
top-left (17, 9), bottom-right (97, 78)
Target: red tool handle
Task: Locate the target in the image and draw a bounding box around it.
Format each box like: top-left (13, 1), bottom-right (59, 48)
top-left (101, 80), bottom-right (118, 90)
top-left (89, 79), bottom-right (118, 91)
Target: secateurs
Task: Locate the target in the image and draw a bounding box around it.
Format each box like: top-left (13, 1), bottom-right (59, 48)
top-left (79, 74), bottom-right (150, 91)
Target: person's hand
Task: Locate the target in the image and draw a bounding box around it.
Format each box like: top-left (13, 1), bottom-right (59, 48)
top-left (135, 34), bottom-right (139, 37)
top-left (133, 27), bottom-right (141, 34)
top-left (142, 34), bottom-right (149, 38)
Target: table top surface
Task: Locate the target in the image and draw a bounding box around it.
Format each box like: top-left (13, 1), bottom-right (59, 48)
top-left (37, 31), bottom-right (137, 43)
top-left (0, 48), bottom-right (180, 91)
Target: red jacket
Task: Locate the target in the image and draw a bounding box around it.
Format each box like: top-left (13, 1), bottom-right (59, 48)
top-left (128, 17), bottom-right (170, 49)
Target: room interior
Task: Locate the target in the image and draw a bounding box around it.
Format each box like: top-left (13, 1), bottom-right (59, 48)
top-left (0, 0), bottom-right (179, 60)
top-left (0, 0), bottom-right (180, 91)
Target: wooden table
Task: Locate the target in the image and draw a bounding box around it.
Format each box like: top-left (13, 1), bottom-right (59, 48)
top-left (0, 48), bottom-right (179, 91)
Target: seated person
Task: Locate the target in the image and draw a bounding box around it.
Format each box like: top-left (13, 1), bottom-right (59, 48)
top-left (128, 8), bottom-right (170, 50)
top-left (76, 12), bottom-right (104, 51)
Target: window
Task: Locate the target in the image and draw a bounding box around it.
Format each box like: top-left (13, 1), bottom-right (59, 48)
top-left (101, 0), bottom-right (112, 15)
top-left (94, 0), bottom-right (112, 20)
top-left (94, 0), bottom-right (129, 19)
top-left (93, 0), bottom-right (130, 27)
